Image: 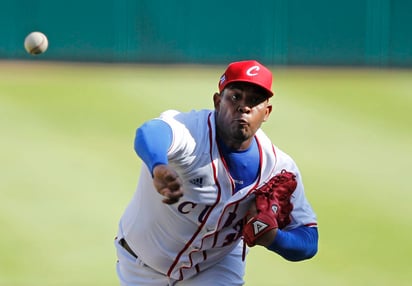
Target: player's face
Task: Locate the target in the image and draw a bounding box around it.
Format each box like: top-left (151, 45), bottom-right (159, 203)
top-left (214, 82), bottom-right (272, 149)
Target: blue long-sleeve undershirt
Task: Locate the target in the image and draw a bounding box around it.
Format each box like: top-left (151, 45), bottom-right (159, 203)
top-left (134, 119), bottom-right (172, 174)
top-left (268, 226), bottom-right (318, 261)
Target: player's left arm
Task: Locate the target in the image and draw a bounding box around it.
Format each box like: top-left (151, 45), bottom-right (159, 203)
top-left (267, 167), bottom-right (319, 261)
top-left (243, 167), bottom-right (319, 261)
top-left (266, 226), bottom-right (318, 261)
top-left (268, 169), bottom-right (319, 261)
top-left (244, 211), bottom-right (318, 261)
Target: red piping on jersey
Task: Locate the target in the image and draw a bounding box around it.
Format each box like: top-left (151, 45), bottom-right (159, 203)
top-left (179, 191), bottom-right (255, 279)
top-left (210, 134), bottom-right (265, 247)
top-left (217, 146), bottom-right (236, 193)
top-left (306, 223), bottom-right (318, 227)
top-left (167, 112), bottom-right (222, 280)
top-left (176, 131), bottom-right (282, 279)
top-left (217, 134), bottom-right (265, 196)
top-left (270, 143), bottom-right (278, 175)
top-left (212, 203), bottom-right (239, 248)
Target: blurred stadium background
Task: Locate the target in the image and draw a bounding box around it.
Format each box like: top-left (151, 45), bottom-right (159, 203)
top-left (1, 1), bottom-right (411, 285)
top-left (2, 0), bottom-right (412, 66)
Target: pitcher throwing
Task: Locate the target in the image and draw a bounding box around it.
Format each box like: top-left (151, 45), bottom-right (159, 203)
top-left (114, 60), bottom-right (319, 285)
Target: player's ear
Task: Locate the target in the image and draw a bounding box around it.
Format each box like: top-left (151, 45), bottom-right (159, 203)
top-left (213, 92), bottom-right (221, 110)
top-left (263, 103), bottom-right (272, 122)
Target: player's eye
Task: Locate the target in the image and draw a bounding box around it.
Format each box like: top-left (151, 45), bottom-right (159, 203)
top-left (249, 95), bottom-right (265, 106)
top-left (231, 93), bottom-right (241, 101)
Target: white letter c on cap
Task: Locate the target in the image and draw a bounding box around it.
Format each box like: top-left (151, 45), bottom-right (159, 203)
top-left (246, 66), bottom-right (260, 76)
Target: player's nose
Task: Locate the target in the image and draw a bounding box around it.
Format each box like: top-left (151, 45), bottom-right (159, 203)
top-left (237, 104), bottom-right (251, 113)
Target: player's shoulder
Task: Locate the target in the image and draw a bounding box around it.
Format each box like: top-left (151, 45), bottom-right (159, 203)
top-left (159, 109), bottom-right (180, 118)
top-left (159, 109), bottom-right (212, 121)
top-left (255, 129), bottom-right (299, 173)
top-left (159, 109), bottom-right (213, 133)
top-left (272, 146), bottom-right (302, 177)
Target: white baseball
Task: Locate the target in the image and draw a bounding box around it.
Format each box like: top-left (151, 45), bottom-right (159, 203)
top-left (24, 31), bottom-right (49, 55)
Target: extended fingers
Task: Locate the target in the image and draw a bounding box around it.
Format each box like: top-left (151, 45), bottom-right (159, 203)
top-left (163, 173), bottom-right (182, 189)
top-left (161, 189), bottom-right (184, 204)
top-left (153, 166), bottom-right (184, 204)
top-left (159, 177), bottom-right (183, 204)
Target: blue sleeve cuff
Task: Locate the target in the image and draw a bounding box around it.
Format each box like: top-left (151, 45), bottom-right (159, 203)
top-left (134, 119), bottom-right (173, 174)
top-left (267, 226), bottom-right (318, 261)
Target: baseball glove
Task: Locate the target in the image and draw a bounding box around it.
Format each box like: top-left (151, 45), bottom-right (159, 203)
top-left (242, 169), bottom-right (297, 247)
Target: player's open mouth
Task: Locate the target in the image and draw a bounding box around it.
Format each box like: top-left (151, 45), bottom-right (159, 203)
top-left (235, 118), bottom-right (249, 125)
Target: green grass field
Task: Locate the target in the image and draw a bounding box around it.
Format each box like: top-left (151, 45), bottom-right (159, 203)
top-left (1, 61), bottom-right (411, 286)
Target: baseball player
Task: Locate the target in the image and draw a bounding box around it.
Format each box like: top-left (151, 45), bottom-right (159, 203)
top-left (114, 60), bottom-right (318, 286)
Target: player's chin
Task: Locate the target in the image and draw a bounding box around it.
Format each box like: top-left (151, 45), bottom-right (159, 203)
top-left (233, 128), bottom-right (253, 141)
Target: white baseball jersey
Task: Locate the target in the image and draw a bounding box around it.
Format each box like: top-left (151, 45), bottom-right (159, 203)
top-left (118, 109), bottom-right (317, 281)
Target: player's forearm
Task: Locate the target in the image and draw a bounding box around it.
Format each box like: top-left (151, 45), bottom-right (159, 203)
top-left (267, 226), bottom-right (318, 261)
top-left (134, 119), bottom-right (172, 174)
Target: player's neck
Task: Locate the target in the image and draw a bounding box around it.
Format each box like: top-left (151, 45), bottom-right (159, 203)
top-left (216, 133), bottom-right (253, 151)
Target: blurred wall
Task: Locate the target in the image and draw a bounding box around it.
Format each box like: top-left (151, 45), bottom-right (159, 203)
top-left (1, 0), bottom-right (411, 66)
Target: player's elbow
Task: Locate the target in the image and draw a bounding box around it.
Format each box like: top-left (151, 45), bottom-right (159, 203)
top-left (268, 226), bottom-right (319, 262)
top-left (305, 243), bottom-right (318, 259)
top-left (275, 239), bottom-right (318, 261)
top-left (284, 244), bottom-right (318, 262)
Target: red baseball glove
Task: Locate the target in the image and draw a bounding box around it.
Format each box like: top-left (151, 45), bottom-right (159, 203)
top-left (242, 169), bottom-right (297, 247)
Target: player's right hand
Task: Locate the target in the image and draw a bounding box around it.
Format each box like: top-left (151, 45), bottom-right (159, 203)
top-left (152, 164), bottom-right (184, 204)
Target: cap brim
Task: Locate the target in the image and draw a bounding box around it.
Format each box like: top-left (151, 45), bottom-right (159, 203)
top-left (223, 80), bottom-right (274, 98)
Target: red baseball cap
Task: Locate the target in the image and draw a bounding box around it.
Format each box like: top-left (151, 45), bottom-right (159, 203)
top-left (218, 60), bottom-right (274, 97)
